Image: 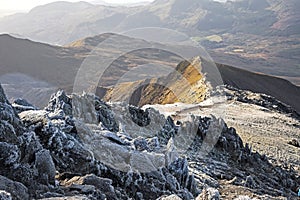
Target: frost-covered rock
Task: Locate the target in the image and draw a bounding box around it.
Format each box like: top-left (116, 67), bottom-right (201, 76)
top-left (0, 84), bottom-right (299, 199)
top-left (0, 190), bottom-right (12, 200)
top-left (12, 98), bottom-right (37, 114)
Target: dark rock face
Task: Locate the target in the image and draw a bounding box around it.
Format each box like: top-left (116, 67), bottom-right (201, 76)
top-left (0, 85), bottom-right (299, 199)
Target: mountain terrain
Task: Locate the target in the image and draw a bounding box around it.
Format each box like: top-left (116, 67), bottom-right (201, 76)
top-left (0, 0), bottom-right (299, 85)
top-left (0, 0), bottom-right (299, 199)
top-left (0, 77), bottom-right (299, 199)
top-left (0, 33), bottom-right (299, 114)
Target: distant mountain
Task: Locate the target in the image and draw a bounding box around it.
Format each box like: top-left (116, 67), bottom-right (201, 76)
top-left (268, 0), bottom-right (300, 35)
top-left (0, 0), bottom-right (299, 86)
top-left (0, 33), bottom-right (299, 114)
top-left (0, 0), bottom-right (299, 44)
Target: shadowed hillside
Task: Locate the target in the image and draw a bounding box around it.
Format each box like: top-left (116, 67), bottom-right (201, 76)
top-left (217, 63), bottom-right (300, 113)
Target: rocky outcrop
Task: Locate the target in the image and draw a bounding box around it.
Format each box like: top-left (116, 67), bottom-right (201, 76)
top-left (0, 87), bottom-right (199, 199)
top-left (0, 85), bottom-right (299, 199)
top-left (0, 85), bottom-right (57, 199)
top-left (100, 58), bottom-right (209, 107)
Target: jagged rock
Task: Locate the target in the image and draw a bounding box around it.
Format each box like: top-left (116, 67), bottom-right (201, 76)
top-left (158, 116), bottom-right (177, 144)
top-left (47, 110), bottom-right (65, 120)
top-left (129, 105), bottom-right (151, 127)
top-left (196, 187), bottom-right (220, 200)
top-left (40, 192), bottom-right (64, 198)
top-left (216, 126), bottom-right (244, 158)
top-left (165, 138), bottom-right (179, 166)
top-left (18, 109), bottom-right (100, 175)
top-left (0, 119), bottom-right (19, 144)
top-left (0, 142), bottom-right (19, 166)
top-left (194, 173), bottom-right (219, 189)
top-left (40, 124), bottom-right (99, 175)
top-left (147, 137), bottom-right (160, 151)
top-left (0, 85), bottom-right (23, 141)
top-left (197, 116), bottom-right (211, 140)
top-left (133, 136), bottom-right (160, 152)
top-left (0, 190), bottom-right (12, 200)
top-left (45, 90), bottom-right (72, 116)
top-left (168, 158), bottom-right (189, 186)
top-left (130, 151), bottom-right (165, 173)
top-left (0, 176), bottom-right (29, 200)
top-left (12, 98), bottom-right (37, 113)
top-left (0, 84), bottom-right (7, 103)
top-left (68, 184), bottom-right (96, 194)
top-left (72, 93), bottom-right (98, 124)
top-left (1, 85), bottom-right (299, 199)
top-left (95, 97), bottom-right (119, 132)
top-left (134, 136), bottom-right (149, 151)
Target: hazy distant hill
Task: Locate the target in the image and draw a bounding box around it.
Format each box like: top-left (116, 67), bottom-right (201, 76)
top-left (0, 0), bottom-right (299, 86)
top-left (1, 0), bottom-right (299, 44)
top-left (0, 33), bottom-right (299, 113)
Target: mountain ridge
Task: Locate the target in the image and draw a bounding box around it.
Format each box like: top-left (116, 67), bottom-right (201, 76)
top-left (0, 33), bottom-right (299, 114)
top-left (0, 0), bottom-right (299, 86)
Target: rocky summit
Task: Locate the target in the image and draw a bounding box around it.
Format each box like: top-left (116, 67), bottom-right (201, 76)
top-left (0, 84), bottom-right (299, 200)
